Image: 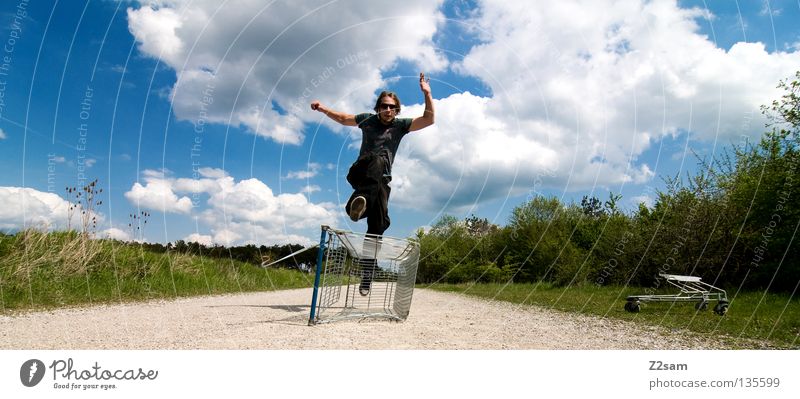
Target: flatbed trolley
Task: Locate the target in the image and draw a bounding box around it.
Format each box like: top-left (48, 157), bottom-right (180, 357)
top-left (624, 273), bottom-right (729, 315)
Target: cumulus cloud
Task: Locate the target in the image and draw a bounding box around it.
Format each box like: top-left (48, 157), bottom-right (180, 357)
top-left (183, 233), bottom-right (213, 246)
top-left (125, 170), bottom-right (194, 214)
top-left (201, 221), bottom-right (317, 247)
top-left (388, 0), bottom-right (800, 211)
top-left (126, 0), bottom-right (447, 145)
top-left (0, 187), bottom-right (101, 231)
top-left (126, 5), bottom-right (184, 65)
top-left (204, 177), bottom-right (335, 230)
top-left (193, 174), bottom-right (338, 246)
top-left (630, 194), bottom-right (655, 208)
top-left (197, 167), bottom-right (227, 179)
top-left (101, 227), bottom-right (131, 241)
top-left (461, 0), bottom-right (798, 146)
top-left (126, 0), bottom-right (800, 214)
top-left (125, 168), bottom-right (337, 246)
top-left (392, 92), bottom-right (560, 210)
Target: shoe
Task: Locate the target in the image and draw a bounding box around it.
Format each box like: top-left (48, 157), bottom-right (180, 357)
top-left (349, 196), bottom-right (366, 222)
top-left (359, 257), bottom-right (374, 296)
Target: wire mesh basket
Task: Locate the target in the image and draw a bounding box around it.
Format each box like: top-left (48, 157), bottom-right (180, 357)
top-left (308, 226), bottom-right (420, 325)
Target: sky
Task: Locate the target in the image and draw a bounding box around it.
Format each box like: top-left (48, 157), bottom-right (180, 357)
top-left (1, 0), bottom-right (799, 247)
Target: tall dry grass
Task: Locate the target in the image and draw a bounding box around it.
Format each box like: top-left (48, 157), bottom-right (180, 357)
top-left (3, 229), bottom-right (105, 278)
top-left (0, 230), bottom-right (313, 311)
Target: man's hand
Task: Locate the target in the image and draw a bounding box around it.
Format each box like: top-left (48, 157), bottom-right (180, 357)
top-left (419, 72), bottom-right (431, 96)
top-left (410, 72), bottom-right (434, 131)
top-left (310, 100), bottom-right (322, 111)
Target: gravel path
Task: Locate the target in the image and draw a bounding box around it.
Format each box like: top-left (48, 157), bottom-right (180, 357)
top-left (0, 288), bottom-right (729, 349)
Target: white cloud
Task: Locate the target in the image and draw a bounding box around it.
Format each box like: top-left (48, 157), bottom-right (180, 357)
top-left (126, 5), bottom-right (184, 65)
top-left (171, 168), bottom-right (228, 194)
top-left (204, 221), bottom-right (316, 247)
top-left (125, 169), bottom-right (337, 246)
top-left (0, 187), bottom-right (101, 231)
top-left (759, 1), bottom-right (781, 17)
top-left (392, 92), bottom-right (559, 210)
top-left (462, 0), bottom-right (799, 143)
top-left (127, 0), bottom-right (447, 145)
top-left (142, 168), bottom-right (170, 179)
top-left (205, 178), bottom-right (335, 229)
top-left (392, 91), bottom-right (659, 211)
top-left (387, 0), bottom-right (800, 211)
top-left (198, 175), bottom-right (337, 246)
top-left (630, 194), bottom-right (654, 208)
top-left (183, 233), bottom-right (213, 246)
top-left (101, 227), bottom-right (131, 241)
top-left (287, 170), bottom-right (316, 179)
top-left (285, 162), bottom-right (322, 180)
top-left (125, 0), bottom-right (800, 214)
top-left (197, 167), bottom-right (227, 179)
top-left (210, 228), bottom-right (240, 247)
top-left (172, 176), bottom-right (222, 194)
top-left (300, 185), bottom-right (321, 194)
top-left (124, 170), bottom-right (194, 214)
top-left (84, 158), bottom-right (97, 168)
top-left (0, 128), bottom-right (6, 140)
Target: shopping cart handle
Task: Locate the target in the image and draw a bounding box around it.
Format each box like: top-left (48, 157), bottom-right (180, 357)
top-left (659, 273), bottom-right (702, 282)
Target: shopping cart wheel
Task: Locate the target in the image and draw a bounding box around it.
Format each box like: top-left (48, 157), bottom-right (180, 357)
top-left (695, 300), bottom-right (708, 311)
top-left (713, 301), bottom-right (729, 316)
top-left (624, 301), bottom-right (640, 313)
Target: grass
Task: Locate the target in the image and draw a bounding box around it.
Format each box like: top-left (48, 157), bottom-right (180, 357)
top-left (4, 230), bottom-right (797, 348)
top-left (425, 282), bottom-right (800, 349)
top-left (0, 230), bottom-right (314, 312)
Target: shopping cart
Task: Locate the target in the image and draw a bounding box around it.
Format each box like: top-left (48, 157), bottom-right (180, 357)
top-left (624, 273), bottom-right (729, 315)
top-left (261, 226), bottom-right (420, 325)
top-left (307, 226), bottom-right (420, 325)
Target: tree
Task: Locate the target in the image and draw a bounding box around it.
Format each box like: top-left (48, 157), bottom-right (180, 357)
top-left (580, 195), bottom-right (604, 218)
top-left (464, 215), bottom-right (498, 237)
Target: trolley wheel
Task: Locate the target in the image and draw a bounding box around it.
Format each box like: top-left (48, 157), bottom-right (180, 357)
top-left (695, 300), bottom-right (708, 311)
top-left (624, 301), bottom-right (640, 313)
top-left (713, 301), bottom-right (729, 316)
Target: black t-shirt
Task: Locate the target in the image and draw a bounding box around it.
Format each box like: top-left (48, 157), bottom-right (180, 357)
top-left (355, 113), bottom-right (412, 172)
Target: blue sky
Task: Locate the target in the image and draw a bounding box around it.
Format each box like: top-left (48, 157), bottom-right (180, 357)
top-left (1, 0), bottom-right (799, 246)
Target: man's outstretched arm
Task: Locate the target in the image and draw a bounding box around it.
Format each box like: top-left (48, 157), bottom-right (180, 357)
top-left (409, 72), bottom-right (434, 132)
top-left (311, 100), bottom-right (357, 126)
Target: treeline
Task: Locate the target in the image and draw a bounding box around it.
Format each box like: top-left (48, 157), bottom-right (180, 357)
top-left (417, 72), bottom-right (800, 291)
top-left (130, 240), bottom-right (317, 271)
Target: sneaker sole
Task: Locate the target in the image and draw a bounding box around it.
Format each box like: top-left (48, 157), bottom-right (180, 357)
top-left (349, 196), bottom-right (366, 222)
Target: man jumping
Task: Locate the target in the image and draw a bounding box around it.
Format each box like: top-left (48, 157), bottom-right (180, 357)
top-left (311, 72), bottom-right (434, 294)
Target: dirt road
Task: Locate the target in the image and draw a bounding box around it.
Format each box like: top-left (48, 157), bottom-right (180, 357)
top-left (0, 288), bottom-right (728, 349)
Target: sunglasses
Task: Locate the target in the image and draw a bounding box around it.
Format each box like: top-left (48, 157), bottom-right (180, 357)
top-left (379, 103), bottom-right (398, 111)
